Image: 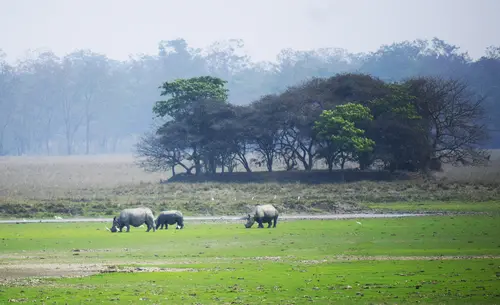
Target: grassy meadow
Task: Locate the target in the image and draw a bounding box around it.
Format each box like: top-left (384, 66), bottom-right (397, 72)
top-left (1, 215), bottom-right (500, 304)
top-left (1, 153), bottom-right (500, 303)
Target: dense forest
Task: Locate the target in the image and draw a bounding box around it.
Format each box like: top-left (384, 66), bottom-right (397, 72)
top-left (0, 37), bottom-right (499, 157)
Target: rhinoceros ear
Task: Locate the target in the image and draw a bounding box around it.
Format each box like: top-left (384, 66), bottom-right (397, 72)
top-left (113, 216), bottom-right (116, 221)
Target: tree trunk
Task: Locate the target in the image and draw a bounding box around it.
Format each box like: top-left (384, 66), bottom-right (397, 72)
top-left (85, 116), bottom-right (90, 155)
top-left (45, 138), bottom-right (50, 156)
top-left (45, 119), bottom-right (52, 156)
top-left (327, 160), bottom-right (333, 172)
top-left (236, 152), bottom-right (252, 172)
top-left (297, 142), bottom-right (315, 171)
top-left (66, 128), bottom-right (72, 155)
top-left (193, 146), bottom-right (201, 175)
top-left (340, 153), bottom-right (346, 170)
top-left (266, 155), bottom-right (273, 172)
top-left (112, 138), bottom-right (118, 153)
top-left (210, 154), bottom-right (217, 174)
top-left (306, 153), bottom-right (313, 171)
top-left (0, 129), bottom-right (5, 156)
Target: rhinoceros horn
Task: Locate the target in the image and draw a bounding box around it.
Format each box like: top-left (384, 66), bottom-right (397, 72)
top-left (105, 226), bottom-right (111, 232)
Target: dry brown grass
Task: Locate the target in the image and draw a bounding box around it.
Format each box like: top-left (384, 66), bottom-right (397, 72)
top-left (434, 149), bottom-right (500, 184)
top-left (0, 152), bottom-right (499, 218)
top-left (0, 154), bottom-right (162, 197)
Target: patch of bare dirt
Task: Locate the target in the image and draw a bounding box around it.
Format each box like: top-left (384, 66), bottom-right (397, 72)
top-left (101, 265), bottom-right (198, 274)
top-left (251, 256), bottom-right (282, 261)
top-left (0, 263), bottom-right (104, 284)
top-left (0, 262), bottom-right (198, 285)
top-left (2, 255), bottom-right (498, 285)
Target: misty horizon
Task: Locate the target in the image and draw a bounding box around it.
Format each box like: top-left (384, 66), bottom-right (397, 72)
top-left (1, 0), bottom-right (499, 64)
top-left (1, 0), bottom-right (499, 158)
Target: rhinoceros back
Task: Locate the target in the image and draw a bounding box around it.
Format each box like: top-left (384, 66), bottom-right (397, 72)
top-left (159, 210), bottom-right (183, 217)
top-left (120, 207), bottom-right (154, 227)
top-left (254, 204), bottom-right (278, 219)
top-left (157, 210), bottom-right (183, 224)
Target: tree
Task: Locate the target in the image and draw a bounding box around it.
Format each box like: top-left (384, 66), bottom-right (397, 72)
top-left (276, 82), bottom-right (323, 171)
top-left (0, 52), bottom-right (17, 155)
top-left (405, 76), bottom-right (490, 166)
top-left (134, 131), bottom-right (193, 176)
top-left (58, 55), bottom-right (86, 155)
top-left (314, 103), bottom-right (375, 171)
top-left (146, 76), bottom-right (231, 175)
top-left (66, 50), bottom-right (110, 154)
top-left (189, 99), bottom-right (238, 174)
top-left (1, 36), bottom-right (499, 161)
top-left (363, 83), bottom-right (426, 171)
top-left (153, 76), bottom-right (229, 120)
top-left (204, 39), bottom-right (250, 81)
top-left (469, 51), bottom-right (500, 148)
top-left (228, 105), bottom-right (254, 172)
top-left (16, 51), bottom-right (62, 155)
top-left (247, 94), bottom-right (288, 172)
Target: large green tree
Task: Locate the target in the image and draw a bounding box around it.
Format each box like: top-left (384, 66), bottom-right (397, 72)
top-left (362, 83), bottom-right (426, 171)
top-left (314, 103), bottom-right (375, 171)
top-left (153, 76), bottom-right (229, 120)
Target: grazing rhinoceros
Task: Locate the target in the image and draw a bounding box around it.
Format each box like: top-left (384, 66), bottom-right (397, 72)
top-left (110, 207), bottom-right (156, 233)
top-left (155, 210), bottom-right (184, 230)
top-left (243, 204), bottom-right (279, 229)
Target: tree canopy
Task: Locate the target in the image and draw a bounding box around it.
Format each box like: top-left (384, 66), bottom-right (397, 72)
top-left (0, 37), bottom-right (498, 157)
top-left (136, 72), bottom-right (491, 176)
top-left (314, 103), bottom-right (375, 170)
top-left (153, 76), bottom-right (229, 119)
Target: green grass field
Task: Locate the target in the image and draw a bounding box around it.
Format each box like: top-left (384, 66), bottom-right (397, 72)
top-left (2, 215), bottom-right (500, 304)
top-left (2, 154), bottom-right (500, 303)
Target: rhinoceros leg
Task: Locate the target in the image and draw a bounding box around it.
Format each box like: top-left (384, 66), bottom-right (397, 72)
top-left (267, 220), bottom-right (272, 228)
top-left (146, 220), bottom-right (155, 232)
top-left (257, 218), bottom-right (264, 228)
top-left (273, 216), bottom-right (278, 228)
top-left (125, 225), bottom-right (130, 232)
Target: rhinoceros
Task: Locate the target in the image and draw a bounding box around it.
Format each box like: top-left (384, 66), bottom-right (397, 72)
top-left (110, 207), bottom-right (156, 233)
top-left (243, 204), bottom-right (279, 228)
top-left (155, 210), bottom-right (184, 230)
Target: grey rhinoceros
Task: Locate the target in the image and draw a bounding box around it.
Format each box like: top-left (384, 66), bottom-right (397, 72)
top-left (110, 207), bottom-right (156, 233)
top-left (155, 210), bottom-right (184, 230)
top-left (243, 204), bottom-right (279, 228)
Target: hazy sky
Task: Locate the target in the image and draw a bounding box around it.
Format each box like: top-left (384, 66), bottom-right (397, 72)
top-left (1, 0), bottom-right (497, 64)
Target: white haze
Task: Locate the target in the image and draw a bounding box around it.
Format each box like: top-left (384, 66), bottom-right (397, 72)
top-left (1, 0), bottom-right (498, 63)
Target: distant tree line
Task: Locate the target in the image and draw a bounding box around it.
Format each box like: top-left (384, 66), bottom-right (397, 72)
top-left (1, 37), bottom-right (499, 156)
top-left (135, 73), bottom-right (491, 175)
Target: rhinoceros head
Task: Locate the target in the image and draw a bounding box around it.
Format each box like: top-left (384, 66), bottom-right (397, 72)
top-left (110, 216), bottom-right (120, 233)
top-left (244, 214), bottom-right (255, 228)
